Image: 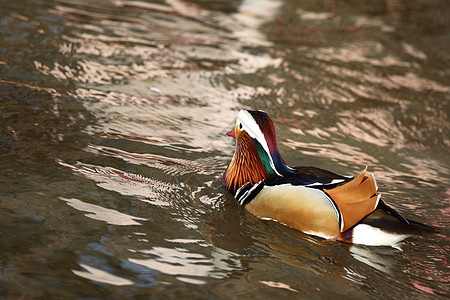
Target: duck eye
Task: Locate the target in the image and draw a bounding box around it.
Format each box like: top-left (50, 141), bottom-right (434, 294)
top-left (239, 123), bottom-right (243, 130)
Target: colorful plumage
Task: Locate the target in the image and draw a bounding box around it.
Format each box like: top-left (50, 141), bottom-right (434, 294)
top-left (223, 109), bottom-right (436, 246)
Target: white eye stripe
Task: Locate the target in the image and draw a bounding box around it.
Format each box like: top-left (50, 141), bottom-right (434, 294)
top-left (237, 110), bottom-right (282, 176)
top-left (237, 110), bottom-right (267, 148)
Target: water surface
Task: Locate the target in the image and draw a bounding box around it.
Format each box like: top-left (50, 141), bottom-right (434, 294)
top-left (0, 0), bottom-right (449, 298)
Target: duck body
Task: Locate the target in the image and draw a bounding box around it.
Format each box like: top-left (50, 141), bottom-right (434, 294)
top-left (223, 110), bottom-right (435, 246)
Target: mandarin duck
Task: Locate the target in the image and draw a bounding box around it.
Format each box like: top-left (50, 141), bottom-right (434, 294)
top-left (223, 109), bottom-right (435, 246)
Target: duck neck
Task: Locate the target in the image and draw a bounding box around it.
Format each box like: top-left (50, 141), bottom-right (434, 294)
top-left (271, 150), bottom-right (295, 177)
top-left (254, 140), bottom-right (294, 177)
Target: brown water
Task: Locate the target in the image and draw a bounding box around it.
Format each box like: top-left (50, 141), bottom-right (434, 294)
top-left (0, 0), bottom-right (449, 298)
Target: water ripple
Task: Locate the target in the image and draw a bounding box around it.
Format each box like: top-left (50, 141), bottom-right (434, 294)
top-left (58, 160), bottom-right (179, 206)
top-left (1, 0), bottom-right (448, 298)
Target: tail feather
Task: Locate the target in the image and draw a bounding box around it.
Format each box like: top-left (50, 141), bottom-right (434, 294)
top-left (406, 219), bottom-right (439, 235)
top-left (342, 206), bottom-right (438, 246)
top-left (361, 206), bottom-right (439, 235)
top-left (378, 199), bottom-right (409, 225)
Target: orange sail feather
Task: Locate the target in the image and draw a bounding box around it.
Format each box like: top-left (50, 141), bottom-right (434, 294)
top-left (324, 168), bottom-right (380, 232)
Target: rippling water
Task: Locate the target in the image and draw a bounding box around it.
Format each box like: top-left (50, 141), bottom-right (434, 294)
top-left (1, 0), bottom-right (449, 298)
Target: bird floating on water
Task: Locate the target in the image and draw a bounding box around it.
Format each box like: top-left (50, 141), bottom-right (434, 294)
top-left (223, 109), bottom-right (436, 246)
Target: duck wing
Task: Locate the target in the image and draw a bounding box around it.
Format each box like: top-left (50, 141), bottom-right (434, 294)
top-left (272, 167), bottom-right (380, 232)
top-left (291, 166), bottom-right (350, 186)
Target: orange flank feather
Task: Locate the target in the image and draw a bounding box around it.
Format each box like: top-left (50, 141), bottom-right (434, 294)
top-left (324, 168), bottom-right (380, 232)
top-left (246, 185), bottom-right (341, 238)
top-left (224, 131), bottom-right (268, 191)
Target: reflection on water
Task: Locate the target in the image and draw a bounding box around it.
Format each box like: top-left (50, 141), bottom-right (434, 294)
top-left (128, 243), bottom-right (243, 284)
top-left (0, 0), bottom-right (449, 298)
top-left (61, 197), bottom-right (146, 225)
top-left (129, 246), bottom-right (215, 283)
top-left (73, 264), bottom-right (135, 286)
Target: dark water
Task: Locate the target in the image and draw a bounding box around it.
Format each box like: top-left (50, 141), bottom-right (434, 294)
top-left (1, 0), bottom-right (449, 298)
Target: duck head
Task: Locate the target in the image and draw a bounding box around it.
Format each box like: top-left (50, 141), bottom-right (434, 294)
top-left (223, 109), bottom-right (294, 193)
